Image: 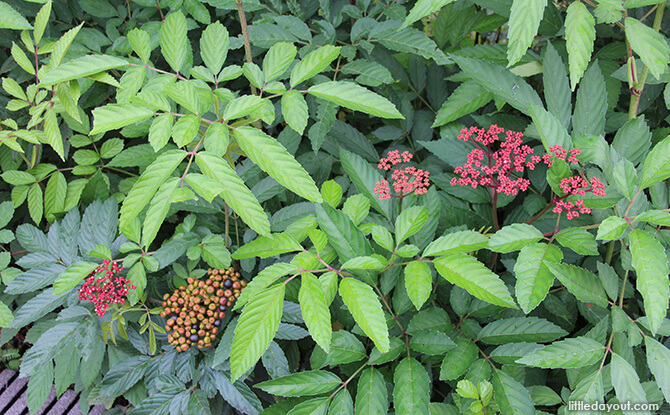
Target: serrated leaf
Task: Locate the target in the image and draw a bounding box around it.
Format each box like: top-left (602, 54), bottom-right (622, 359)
top-left (478, 317), bottom-right (567, 344)
top-left (235, 263), bottom-right (297, 310)
top-left (432, 81), bottom-right (493, 127)
top-left (282, 90), bottom-right (308, 135)
top-left (340, 148), bottom-right (393, 220)
top-left (355, 368), bottom-right (388, 415)
top-left (544, 262), bottom-right (609, 307)
top-left (263, 42), bottom-right (297, 82)
top-left (27, 184), bottom-right (43, 225)
top-left (507, 0), bottom-right (547, 65)
top-left (341, 256), bottom-right (385, 270)
top-left (223, 95), bottom-right (266, 121)
top-left (196, 152), bottom-right (270, 236)
top-left (53, 261), bottom-right (97, 295)
top-left (573, 62), bottom-right (607, 138)
top-left (148, 113), bottom-right (174, 152)
top-left (409, 330), bottom-right (456, 355)
top-left (40, 55), bottom-right (128, 86)
top-left (395, 206), bottom-right (428, 245)
top-left (257, 370), bottom-right (340, 397)
top-left (625, 17), bottom-right (670, 79)
top-left (127, 28), bottom-right (151, 63)
top-left (96, 356), bottom-right (150, 401)
top-left (119, 150), bottom-right (187, 232)
top-left (596, 216), bottom-right (628, 240)
top-left (403, 0), bottom-right (455, 29)
top-left (566, 1), bottom-right (596, 89)
top-left (529, 105), bottom-right (572, 151)
top-left (393, 358), bottom-right (430, 415)
top-left (201, 22), bottom-right (229, 75)
top-left (611, 353), bottom-right (651, 415)
top-left (339, 277), bottom-right (389, 353)
top-left (440, 337), bottom-right (477, 380)
top-left (160, 10), bottom-right (188, 73)
top-left (43, 109), bottom-right (64, 160)
top-left (492, 370), bottom-right (535, 415)
top-left (517, 337), bottom-right (604, 368)
top-left (543, 42), bottom-right (572, 129)
top-left (307, 81), bottom-right (403, 119)
top-left (405, 260), bottom-right (432, 310)
top-left (290, 45), bottom-right (340, 87)
top-left (0, 301), bottom-right (13, 328)
top-left (0, 2), bottom-right (32, 30)
top-left (142, 177), bottom-right (179, 248)
top-left (488, 223), bottom-right (543, 253)
top-left (231, 284), bottom-right (285, 382)
top-left (233, 233), bottom-right (302, 259)
top-left (629, 229), bottom-right (669, 335)
top-left (299, 272), bottom-right (331, 353)
top-left (569, 370), bottom-right (604, 414)
top-left (422, 230), bottom-right (489, 256)
top-left (640, 135), bottom-right (670, 189)
top-left (434, 253), bottom-right (516, 308)
top-left (555, 227), bottom-right (598, 255)
top-left (234, 127), bottom-right (322, 203)
top-left (645, 336), bottom-right (670, 404)
top-left (90, 104), bottom-right (155, 135)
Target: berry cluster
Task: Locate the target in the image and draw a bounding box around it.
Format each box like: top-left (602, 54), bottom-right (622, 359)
top-left (374, 150), bottom-right (430, 200)
top-left (161, 267), bottom-right (246, 352)
top-left (78, 260), bottom-right (135, 317)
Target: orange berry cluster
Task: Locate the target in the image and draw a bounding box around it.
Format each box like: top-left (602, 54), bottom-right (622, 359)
top-left (160, 267), bottom-right (246, 352)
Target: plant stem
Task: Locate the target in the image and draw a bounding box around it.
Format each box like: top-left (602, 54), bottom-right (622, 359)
top-left (627, 1), bottom-right (666, 120)
top-left (236, 0), bottom-right (257, 96)
top-left (491, 189), bottom-right (499, 231)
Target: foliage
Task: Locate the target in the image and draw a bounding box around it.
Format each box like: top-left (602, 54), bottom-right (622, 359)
top-left (0, 0), bottom-right (670, 414)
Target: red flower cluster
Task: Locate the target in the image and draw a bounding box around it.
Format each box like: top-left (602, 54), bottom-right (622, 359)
top-left (449, 125), bottom-right (606, 220)
top-left (553, 176), bottom-right (606, 219)
top-left (78, 260), bottom-right (135, 317)
top-left (374, 150), bottom-right (430, 200)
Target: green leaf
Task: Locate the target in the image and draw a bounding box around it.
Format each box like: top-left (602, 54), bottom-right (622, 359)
top-left (2, 170), bottom-right (36, 186)
top-left (514, 243), bottom-right (563, 314)
top-left (340, 60), bottom-right (394, 87)
top-left (506, 0), bottom-right (547, 65)
top-left (40, 55), bottom-right (128, 86)
top-left (543, 42), bottom-right (572, 129)
top-left (393, 358), bottom-right (430, 415)
top-left (516, 337), bottom-right (605, 368)
top-left (372, 225), bottom-right (394, 252)
top-left (572, 62), bottom-right (607, 138)
top-left (290, 45), bottom-right (340, 87)
top-left (373, 23), bottom-right (449, 64)
top-left (645, 336), bottom-right (670, 404)
top-left (118, 150), bottom-right (187, 232)
top-left (299, 272), bottom-right (331, 353)
top-left (640, 135), bottom-right (670, 189)
top-left (233, 233), bottom-right (302, 259)
top-left (0, 1), bottom-right (32, 30)
top-left (330, 390), bottom-right (353, 415)
top-left (96, 356), bottom-right (150, 401)
top-left (235, 263), bottom-right (296, 310)
top-left (529, 105), bottom-right (572, 152)
top-left (149, 113), bottom-right (174, 152)
top-left (26, 361), bottom-right (52, 414)
top-left (492, 370), bottom-right (534, 415)
top-left (596, 216), bottom-right (628, 240)
top-left (488, 223), bottom-right (543, 253)
top-left (478, 317), bottom-right (567, 344)
top-left (257, 370), bottom-right (340, 397)
top-left (200, 22), bottom-right (229, 75)
top-left (440, 337), bottom-right (477, 380)
top-left (286, 397), bottom-right (329, 415)
top-left (307, 81), bottom-right (403, 119)
top-left (565, 1), bottom-right (596, 89)
top-left (160, 10), bottom-right (189, 73)
top-left (629, 229), bottom-right (669, 335)
top-left (555, 227), bottom-right (598, 255)
top-left (53, 261), bottom-right (97, 295)
top-left (451, 55), bottom-right (543, 115)
top-left (405, 261), bottom-right (432, 310)
top-left (27, 184), bottom-right (43, 225)
top-left (434, 253), bottom-right (516, 308)
top-left (431, 81), bottom-right (493, 128)
top-left (142, 177), bottom-right (179, 248)
top-left (611, 353), bottom-right (651, 415)
top-left (43, 109), bottom-right (64, 160)
top-left (263, 42), bottom-right (297, 82)
top-left (20, 322), bottom-right (79, 378)
top-left (320, 180), bottom-right (342, 208)
top-left (403, 0), bottom-right (455, 29)
top-left (339, 277), bottom-right (389, 353)
top-left (612, 116), bottom-right (651, 166)
top-left (355, 368), bottom-right (387, 415)
top-left (544, 262), bottom-right (609, 307)
top-left (223, 95), bottom-right (266, 121)
top-left (282, 90), bottom-right (308, 135)
top-left (50, 23), bottom-right (83, 67)
top-left (0, 301), bottom-right (13, 328)
top-left (314, 203), bottom-right (371, 263)
top-left (569, 370), bottom-right (604, 412)
top-left (172, 114), bottom-right (200, 147)
top-left (340, 148), bottom-right (393, 220)
top-left (341, 256), bottom-right (385, 270)
top-left (311, 331), bottom-right (366, 368)
top-left (196, 152), bottom-right (270, 236)
top-left (90, 104), bottom-right (155, 135)
top-left (395, 206), bottom-right (428, 245)
top-left (422, 230), bottom-right (489, 256)
top-left (625, 17), bottom-right (670, 79)
top-left (409, 330), bottom-right (456, 355)
top-left (127, 28), bottom-right (151, 63)
top-left (234, 127), bottom-right (322, 203)
top-left (231, 283), bottom-right (285, 382)
top-left (490, 343), bottom-right (543, 366)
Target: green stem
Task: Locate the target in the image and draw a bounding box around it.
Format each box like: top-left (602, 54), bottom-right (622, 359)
top-left (627, 1), bottom-right (666, 120)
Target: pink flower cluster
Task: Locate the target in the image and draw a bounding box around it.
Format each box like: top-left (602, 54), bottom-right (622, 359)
top-left (78, 260), bottom-right (136, 317)
top-left (374, 151), bottom-right (430, 200)
top-left (449, 125), bottom-right (606, 220)
top-left (553, 176), bottom-right (606, 219)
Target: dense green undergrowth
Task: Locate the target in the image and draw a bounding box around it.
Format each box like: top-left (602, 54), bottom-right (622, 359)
top-left (2, 0), bottom-right (670, 414)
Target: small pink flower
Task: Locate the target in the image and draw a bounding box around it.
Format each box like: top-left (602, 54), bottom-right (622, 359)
top-left (78, 259), bottom-right (136, 317)
top-left (375, 151), bottom-right (430, 200)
